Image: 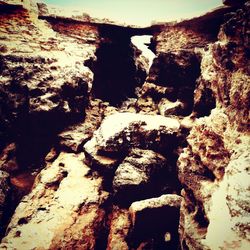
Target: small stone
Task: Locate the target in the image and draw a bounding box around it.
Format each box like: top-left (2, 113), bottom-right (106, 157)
top-left (164, 232), bottom-right (171, 242)
top-left (45, 147), bottom-right (58, 162)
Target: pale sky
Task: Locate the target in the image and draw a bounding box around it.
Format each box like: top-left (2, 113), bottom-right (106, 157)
top-left (42, 0), bottom-right (223, 26)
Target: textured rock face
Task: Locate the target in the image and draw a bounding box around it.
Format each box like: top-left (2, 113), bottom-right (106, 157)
top-left (0, 171), bottom-right (10, 228)
top-left (178, 109), bottom-right (250, 250)
top-left (178, 2), bottom-right (250, 249)
top-left (113, 148), bottom-right (167, 204)
top-left (129, 194), bottom-right (182, 247)
top-left (107, 207), bottom-right (131, 250)
top-left (86, 112), bottom-right (180, 153)
top-left (0, 0), bottom-right (249, 249)
top-left (0, 0), bottom-right (98, 172)
top-left (0, 153), bottom-right (109, 249)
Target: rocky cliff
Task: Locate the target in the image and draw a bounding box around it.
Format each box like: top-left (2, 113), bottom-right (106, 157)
top-left (0, 0), bottom-right (249, 249)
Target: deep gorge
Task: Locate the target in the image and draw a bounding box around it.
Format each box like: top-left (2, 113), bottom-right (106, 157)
top-left (0, 0), bottom-right (249, 249)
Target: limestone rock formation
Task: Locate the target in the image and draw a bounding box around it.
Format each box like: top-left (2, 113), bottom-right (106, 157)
top-left (107, 207), bottom-right (131, 250)
top-left (0, 171), bottom-right (10, 226)
top-left (85, 112), bottom-right (180, 153)
top-left (0, 0), bottom-right (98, 174)
top-left (113, 148), bottom-right (167, 204)
top-left (0, 0), bottom-right (249, 249)
top-left (0, 153), bottom-right (109, 249)
top-left (177, 2), bottom-right (250, 249)
top-left (129, 194), bottom-right (182, 247)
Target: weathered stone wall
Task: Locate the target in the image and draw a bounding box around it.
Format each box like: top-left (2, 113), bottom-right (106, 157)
top-left (0, 0), bottom-right (249, 249)
top-left (177, 1), bottom-right (250, 249)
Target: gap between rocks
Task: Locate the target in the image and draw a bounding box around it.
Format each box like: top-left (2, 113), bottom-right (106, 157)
top-left (0, 4), bottom-right (224, 248)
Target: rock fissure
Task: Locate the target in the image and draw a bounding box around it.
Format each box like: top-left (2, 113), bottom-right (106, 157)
top-left (0, 0), bottom-right (249, 249)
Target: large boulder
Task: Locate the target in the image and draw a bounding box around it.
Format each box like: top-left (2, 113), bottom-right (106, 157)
top-left (113, 148), bottom-right (167, 204)
top-left (85, 112), bottom-right (180, 154)
top-left (129, 194), bottom-right (182, 247)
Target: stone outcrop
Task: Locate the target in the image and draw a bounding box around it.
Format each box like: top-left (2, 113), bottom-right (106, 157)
top-left (0, 171), bottom-right (10, 231)
top-left (107, 207), bottom-right (131, 250)
top-left (177, 2), bottom-right (250, 249)
top-left (85, 112), bottom-right (180, 153)
top-left (0, 0), bottom-right (249, 249)
top-left (0, 153), bottom-right (109, 249)
top-left (0, 0), bottom-right (98, 173)
top-left (129, 194), bottom-right (182, 247)
top-left (113, 148), bottom-right (167, 204)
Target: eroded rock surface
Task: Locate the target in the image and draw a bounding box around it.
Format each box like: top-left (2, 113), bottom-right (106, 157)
top-left (0, 0), bottom-right (249, 249)
top-left (107, 207), bottom-right (131, 250)
top-left (129, 194), bottom-right (182, 247)
top-left (113, 148), bottom-right (167, 204)
top-left (0, 0), bottom-right (98, 175)
top-left (0, 171), bottom-right (10, 228)
top-left (0, 153), bottom-right (109, 249)
top-left (178, 2), bottom-right (250, 249)
top-left (86, 112), bottom-right (180, 153)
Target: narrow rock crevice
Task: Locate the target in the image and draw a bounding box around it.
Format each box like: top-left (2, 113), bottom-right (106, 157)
top-left (90, 30), bottom-right (149, 106)
top-left (0, 1), bottom-right (249, 249)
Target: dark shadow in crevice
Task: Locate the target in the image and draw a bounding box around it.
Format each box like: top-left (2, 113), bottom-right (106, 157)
top-left (89, 26), bottom-right (150, 106)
